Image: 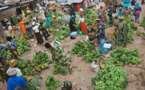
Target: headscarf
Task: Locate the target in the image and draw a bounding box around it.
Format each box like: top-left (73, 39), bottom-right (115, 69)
top-left (9, 60), bottom-right (18, 67)
top-left (8, 68), bottom-right (17, 76)
top-left (80, 13), bottom-right (83, 16)
top-left (136, 2), bottom-right (139, 6)
top-left (0, 57), bottom-right (4, 62)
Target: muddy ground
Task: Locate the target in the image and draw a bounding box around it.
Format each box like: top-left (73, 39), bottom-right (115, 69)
top-left (0, 1), bottom-right (145, 90)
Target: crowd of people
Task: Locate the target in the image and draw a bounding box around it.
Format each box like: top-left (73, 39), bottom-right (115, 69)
top-left (0, 0), bottom-right (143, 90)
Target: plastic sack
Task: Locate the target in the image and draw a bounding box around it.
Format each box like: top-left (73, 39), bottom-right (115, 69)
top-left (64, 16), bottom-right (70, 23)
top-left (70, 31), bottom-right (78, 36)
top-left (91, 62), bottom-right (100, 72)
top-left (85, 36), bottom-right (89, 41)
top-left (6, 67), bottom-right (22, 76)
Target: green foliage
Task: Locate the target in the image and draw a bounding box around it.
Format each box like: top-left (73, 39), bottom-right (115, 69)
top-left (45, 75), bottom-right (60, 90)
top-left (91, 65), bottom-right (128, 90)
top-left (136, 30), bottom-right (141, 36)
top-left (140, 17), bottom-right (145, 27)
top-left (108, 46), bottom-right (141, 66)
top-left (1, 49), bottom-right (12, 60)
top-left (53, 65), bottom-right (68, 75)
top-left (27, 75), bottom-right (41, 90)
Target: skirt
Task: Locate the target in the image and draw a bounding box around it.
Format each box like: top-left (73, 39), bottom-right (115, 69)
top-left (35, 32), bottom-right (44, 44)
top-left (69, 25), bottom-right (77, 32)
top-left (135, 15), bottom-right (140, 19)
top-left (80, 22), bottom-right (87, 33)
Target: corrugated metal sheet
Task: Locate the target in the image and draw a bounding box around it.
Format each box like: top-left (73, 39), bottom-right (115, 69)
top-left (68, 0), bottom-right (83, 4)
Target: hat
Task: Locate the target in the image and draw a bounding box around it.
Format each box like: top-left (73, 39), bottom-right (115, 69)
top-left (10, 60), bottom-right (18, 67)
top-left (8, 68), bottom-right (17, 76)
top-left (0, 57), bottom-right (4, 62)
top-left (136, 2), bottom-right (139, 6)
top-left (53, 16), bottom-right (55, 18)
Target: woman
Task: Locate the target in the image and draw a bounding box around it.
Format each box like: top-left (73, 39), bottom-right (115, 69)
top-left (0, 57), bottom-right (10, 83)
top-left (118, 4), bottom-right (122, 22)
top-left (8, 22), bottom-right (15, 39)
top-left (123, 7), bottom-right (130, 23)
top-left (87, 22), bottom-right (97, 46)
top-left (52, 16), bottom-right (57, 26)
top-left (19, 19), bottom-right (26, 34)
top-left (99, 39), bottom-right (111, 54)
top-left (39, 22), bottom-right (49, 40)
top-left (98, 13), bottom-right (105, 24)
top-left (108, 5), bottom-right (113, 27)
top-left (69, 15), bottom-right (77, 32)
top-left (32, 22), bottom-right (44, 45)
top-left (114, 16), bottom-right (120, 44)
top-left (98, 6), bottom-right (105, 24)
top-left (45, 15), bottom-right (52, 28)
top-left (40, 7), bottom-right (46, 20)
top-left (79, 14), bottom-right (87, 34)
top-left (97, 25), bottom-right (105, 44)
top-left (134, 2), bottom-right (142, 23)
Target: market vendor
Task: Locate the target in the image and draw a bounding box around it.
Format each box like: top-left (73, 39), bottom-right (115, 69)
top-left (97, 6), bottom-right (105, 24)
top-left (21, 10), bottom-right (25, 19)
top-left (97, 25), bottom-right (105, 44)
top-left (7, 68), bottom-right (27, 90)
top-left (40, 7), bottom-right (46, 20)
top-left (0, 57), bottom-right (10, 83)
top-left (79, 13), bottom-right (87, 34)
top-left (45, 15), bottom-right (52, 28)
top-left (114, 15), bottom-right (120, 44)
top-left (6, 36), bottom-right (20, 59)
top-left (87, 22), bottom-right (97, 46)
top-left (134, 2), bottom-right (142, 23)
top-left (45, 42), bottom-right (70, 66)
top-left (118, 17), bottom-right (128, 47)
top-left (7, 22), bottom-right (15, 39)
top-left (19, 18), bottom-right (27, 35)
top-left (69, 15), bottom-right (77, 39)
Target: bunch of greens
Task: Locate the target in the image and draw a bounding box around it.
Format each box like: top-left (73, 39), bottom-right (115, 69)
top-left (45, 75), bottom-right (60, 90)
top-left (72, 41), bottom-right (101, 63)
top-left (53, 64), bottom-right (68, 75)
top-left (27, 75), bottom-right (41, 90)
top-left (1, 49), bottom-right (12, 60)
top-left (108, 46), bottom-right (141, 66)
top-left (136, 30), bottom-right (142, 36)
top-left (91, 65), bottom-right (128, 90)
top-left (140, 17), bottom-right (145, 27)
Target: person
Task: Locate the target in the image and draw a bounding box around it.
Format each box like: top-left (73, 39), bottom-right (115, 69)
top-left (112, 11), bottom-right (117, 22)
top-left (97, 6), bottom-right (105, 24)
top-left (97, 25), bottom-right (105, 44)
top-left (45, 15), bottom-right (52, 28)
top-left (52, 16), bottom-right (57, 26)
top-left (0, 57), bottom-right (10, 83)
top-left (96, 19), bottom-right (104, 29)
top-left (108, 5), bottom-right (113, 27)
top-left (69, 15), bottom-right (77, 32)
top-left (134, 2), bottom-right (142, 23)
top-left (123, 7), bottom-right (130, 23)
top-left (80, 8), bottom-right (85, 16)
top-left (118, 4), bottom-right (122, 22)
top-left (7, 68), bottom-right (27, 90)
top-left (131, 0), bottom-right (136, 8)
top-left (6, 36), bottom-right (20, 59)
top-left (70, 7), bottom-right (75, 16)
top-left (142, 0), bottom-right (144, 5)
top-left (114, 15), bottom-right (120, 44)
top-left (10, 13), bottom-right (18, 25)
top-left (25, 22), bottom-right (33, 37)
top-left (19, 19), bottom-right (26, 35)
top-left (118, 17), bottom-right (128, 47)
top-left (3, 15), bottom-right (8, 30)
top-left (0, 44), bottom-right (5, 53)
top-left (8, 22), bottom-right (15, 39)
top-left (39, 21), bottom-right (50, 40)
top-left (40, 7), bottom-right (46, 20)
top-left (52, 3), bottom-right (56, 12)
top-left (26, 7), bottom-right (32, 19)
top-left (79, 14), bottom-right (87, 34)
top-left (87, 22), bottom-right (97, 46)
top-left (32, 22), bottom-right (44, 45)
top-left (45, 42), bottom-right (70, 66)
top-left (21, 10), bottom-right (25, 19)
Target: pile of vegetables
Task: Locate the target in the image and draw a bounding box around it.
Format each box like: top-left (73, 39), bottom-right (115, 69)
top-left (45, 75), bottom-right (60, 90)
top-left (32, 51), bottom-right (53, 70)
top-left (91, 65), bottom-right (128, 90)
top-left (27, 75), bottom-right (41, 90)
top-left (1, 49), bottom-right (12, 60)
top-left (53, 64), bottom-right (68, 75)
top-left (136, 30), bottom-right (145, 39)
top-left (140, 17), bottom-right (145, 27)
top-left (72, 41), bottom-right (101, 63)
top-left (107, 46), bottom-right (141, 66)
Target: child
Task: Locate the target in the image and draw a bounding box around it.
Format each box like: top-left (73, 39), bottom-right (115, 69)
top-left (8, 22), bottom-right (15, 39)
top-left (52, 3), bottom-right (56, 12)
top-left (6, 36), bottom-right (20, 59)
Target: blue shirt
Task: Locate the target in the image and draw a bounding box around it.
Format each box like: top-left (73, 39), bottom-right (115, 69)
top-left (131, 0), bottom-right (136, 5)
top-left (0, 44), bottom-right (5, 53)
top-left (7, 76), bottom-right (27, 90)
top-left (7, 40), bottom-right (17, 49)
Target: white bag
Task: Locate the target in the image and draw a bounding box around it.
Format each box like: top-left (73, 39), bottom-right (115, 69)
top-left (6, 67), bottom-right (22, 76)
top-left (85, 36), bottom-right (89, 41)
top-left (91, 62), bottom-right (100, 72)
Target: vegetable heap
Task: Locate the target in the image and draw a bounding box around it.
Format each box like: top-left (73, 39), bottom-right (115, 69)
top-left (32, 51), bottom-right (53, 70)
top-left (140, 17), bottom-right (145, 27)
top-left (72, 41), bottom-right (101, 63)
top-left (1, 49), bottom-right (12, 60)
top-left (53, 64), bottom-right (68, 75)
top-left (136, 30), bottom-right (145, 39)
top-left (108, 46), bottom-right (141, 66)
top-left (27, 75), bottom-right (41, 90)
top-left (45, 75), bottom-right (60, 90)
top-left (91, 65), bottom-right (128, 90)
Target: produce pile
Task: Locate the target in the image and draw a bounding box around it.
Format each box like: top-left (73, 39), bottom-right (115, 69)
top-left (27, 75), bottom-right (41, 90)
top-left (140, 17), bottom-right (145, 27)
top-left (1, 49), bottom-right (12, 60)
top-left (107, 46), bottom-right (141, 66)
top-left (91, 65), bottom-right (128, 90)
top-left (53, 64), bottom-right (68, 75)
top-left (45, 75), bottom-right (60, 90)
top-left (18, 52), bottom-right (52, 75)
top-left (72, 41), bottom-right (101, 63)
top-left (136, 30), bottom-right (145, 39)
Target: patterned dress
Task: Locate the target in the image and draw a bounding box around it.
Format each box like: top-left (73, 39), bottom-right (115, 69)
top-left (0, 63), bottom-right (10, 81)
top-left (39, 24), bottom-right (49, 40)
top-left (123, 9), bottom-right (130, 23)
top-left (108, 8), bottom-right (113, 26)
top-left (114, 19), bottom-right (120, 43)
top-left (87, 26), bottom-right (97, 45)
top-left (118, 21), bottom-right (128, 47)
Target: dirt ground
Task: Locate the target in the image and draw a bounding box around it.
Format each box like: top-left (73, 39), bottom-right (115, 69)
top-left (1, 1), bottom-right (145, 90)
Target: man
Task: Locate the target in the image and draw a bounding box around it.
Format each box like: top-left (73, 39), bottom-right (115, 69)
top-left (118, 17), bottom-right (128, 47)
top-left (45, 42), bottom-right (70, 66)
top-left (7, 68), bottom-right (27, 90)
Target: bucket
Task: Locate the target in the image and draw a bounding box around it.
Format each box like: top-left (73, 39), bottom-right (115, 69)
top-left (123, 0), bottom-right (131, 7)
top-left (79, 31), bottom-right (83, 35)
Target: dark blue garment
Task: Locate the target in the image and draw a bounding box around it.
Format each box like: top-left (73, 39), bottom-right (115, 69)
top-left (0, 44), bottom-right (5, 53)
top-left (134, 5), bottom-right (142, 12)
top-left (7, 76), bottom-right (27, 90)
top-left (131, 0), bottom-right (136, 5)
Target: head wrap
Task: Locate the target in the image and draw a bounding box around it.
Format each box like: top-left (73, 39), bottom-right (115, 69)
top-left (10, 60), bottom-right (18, 67)
top-left (136, 2), bottom-right (139, 6)
top-left (80, 13), bottom-right (83, 16)
top-left (0, 57), bottom-right (4, 62)
top-left (8, 68), bottom-right (17, 76)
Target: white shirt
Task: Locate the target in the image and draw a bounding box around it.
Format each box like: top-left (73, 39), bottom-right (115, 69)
top-left (79, 17), bottom-right (85, 23)
top-left (8, 25), bottom-right (12, 30)
top-left (33, 26), bottom-right (39, 33)
top-left (112, 14), bottom-right (117, 19)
